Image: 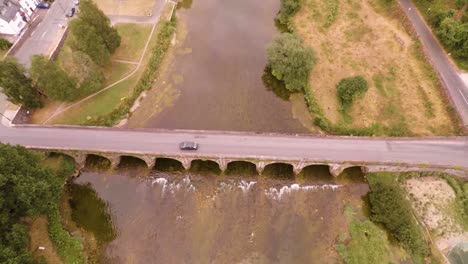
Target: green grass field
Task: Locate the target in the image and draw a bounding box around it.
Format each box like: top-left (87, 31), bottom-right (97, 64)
top-left (112, 23), bottom-right (153, 62)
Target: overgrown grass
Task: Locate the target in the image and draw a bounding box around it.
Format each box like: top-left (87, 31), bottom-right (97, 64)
top-left (366, 172), bottom-right (430, 264)
top-left (336, 206), bottom-right (402, 264)
top-left (85, 18), bottom-right (177, 126)
top-left (323, 0), bottom-right (339, 29)
top-left (42, 154), bottom-right (85, 264)
top-left (442, 175), bottom-right (468, 229)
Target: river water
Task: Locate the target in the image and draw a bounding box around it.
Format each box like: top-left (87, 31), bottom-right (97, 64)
top-left (70, 165), bottom-right (369, 263)
top-left (127, 0), bottom-right (308, 133)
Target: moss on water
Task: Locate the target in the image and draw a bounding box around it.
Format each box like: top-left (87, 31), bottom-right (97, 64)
top-left (68, 183), bottom-right (116, 244)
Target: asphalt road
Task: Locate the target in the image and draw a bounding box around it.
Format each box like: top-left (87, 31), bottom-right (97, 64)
top-left (399, 0), bottom-right (468, 127)
top-left (12, 0), bottom-right (74, 67)
top-left (0, 124), bottom-right (467, 169)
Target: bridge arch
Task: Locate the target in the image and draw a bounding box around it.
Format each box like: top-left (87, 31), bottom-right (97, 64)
top-left (225, 160), bottom-right (258, 176)
top-left (300, 164), bottom-right (333, 179)
top-left (190, 159), bottom-right (222, 175)
top-left (154, 157), bottom-right (185, 172)
top-left (262, 162), bottom-right (294, 179)
top-left (85, 154), bottom-right (114, 170)
top-left (119, 155), bottom-right (153, 168)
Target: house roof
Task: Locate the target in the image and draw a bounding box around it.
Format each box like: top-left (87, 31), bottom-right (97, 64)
top-left (0, 0), bottom-right (20, 22)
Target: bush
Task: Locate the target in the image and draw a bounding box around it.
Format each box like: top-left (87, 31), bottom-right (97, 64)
top-left (0, 37), bottom-right (12, 50)
top-left (276, 0), bottom-right (302, 32)
top-left (367, 173), bottom-right (430, 263)
top-left (267, 33), bottom-right (316, 93)
top-left (337, 76), bottom-right (368, 110)
top-left (85, 20), bottom-right (177, 126)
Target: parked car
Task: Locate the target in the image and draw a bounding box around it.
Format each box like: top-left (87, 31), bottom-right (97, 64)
top-left (36, 2), bottom-right (49, 9)
top-left (66, 7), bottom-right (75, 17)
top-left (179, 142), bottom-right (198, 151)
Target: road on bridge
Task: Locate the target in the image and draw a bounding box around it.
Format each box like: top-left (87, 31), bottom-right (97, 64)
top-left (0, 124), bottom-right (467, 169)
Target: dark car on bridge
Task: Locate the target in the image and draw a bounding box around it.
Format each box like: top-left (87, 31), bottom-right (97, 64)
top-left (179, 141), bottom-right (198, 151)
top-left (36, 2), bottom-right (49, 9)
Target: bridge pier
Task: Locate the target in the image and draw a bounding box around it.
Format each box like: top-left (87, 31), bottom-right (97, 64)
top-left (217, 158), bottom-right (231, 172)
top-left (256, 161), bottom-right (266, 174)
top-left (292, 161), bottom-right (307, 175)
top-left (104, 155), bottom-right (121, 170)
top-left (178, 158), bottom-right (192, 171)
top-left (140, 156), bottom-right (156, 169)
top-left (329, 164), bottom-right (348, 177)
top-left (70, 153), bottom-right (87, 171)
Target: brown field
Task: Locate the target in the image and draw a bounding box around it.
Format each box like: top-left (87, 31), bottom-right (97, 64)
top-left (294, 0), bottom-right (458, 136)
top-left (29, 217), bottom-right (62, 264)
top-left (94, 0), bottom-right (156, 16)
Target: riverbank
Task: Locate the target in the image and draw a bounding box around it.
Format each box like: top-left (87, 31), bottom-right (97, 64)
top-left (279, 0), bottom-right (462, 136)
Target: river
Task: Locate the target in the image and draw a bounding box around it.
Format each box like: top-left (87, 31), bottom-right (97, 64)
top-left (69, 163), bottom-right (369, 263)
top-left (126, 0), bottom-right (309, 133)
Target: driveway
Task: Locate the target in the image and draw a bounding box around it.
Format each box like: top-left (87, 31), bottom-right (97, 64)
top-left (11, 0), bottom-right (75, 68)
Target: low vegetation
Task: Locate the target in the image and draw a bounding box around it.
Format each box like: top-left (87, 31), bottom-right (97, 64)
top-left (367, 172), bottom-right (430, 263)
top-left (0, 144), bottom-right (84, 263)
top-left (336, 206), bottom-right (404, 264)
top-left (276, 0), bottom-right (303, 31)
top-left (0, 37), bottom-right (12, 51)
top-left (442, 175), bottom-right (468, 229)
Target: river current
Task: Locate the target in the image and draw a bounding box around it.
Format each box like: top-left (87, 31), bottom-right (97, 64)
top-left (71, 166), bottom-right (368, 263)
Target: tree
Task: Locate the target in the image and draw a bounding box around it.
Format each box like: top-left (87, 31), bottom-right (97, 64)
top-left (336, 76), bottom-right (368, 110)
top-left (78, 0), bottom-right (121, 53)
top-left (67, 51), bottom-right (104, 98)
top-left (30, 55), bottom-right (77, 101)
top-left (267, 33), bottom-right (316, 92)
top-left (0, 144), bottom-right (64, 263)
top-left (437, 18), bottom-right (468, 59)
top-left (69, 18), bottom-right (111, 66)
top-left (0, 57), bottom-right (42, 108)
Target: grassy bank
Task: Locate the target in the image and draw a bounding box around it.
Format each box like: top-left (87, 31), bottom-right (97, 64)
top-left (272, 0), bottom-right (461, 136)
top-left (367, 172), bottom-right (430, 263)
top-left (41, 154), bottom-right (86, 264)
top-left (336, 206), bottom-right (408, 264)
top-left (84, 18), bottom-right (177, 126)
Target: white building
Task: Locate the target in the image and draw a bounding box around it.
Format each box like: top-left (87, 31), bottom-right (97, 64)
top-left (0, 0), bottom-right (38, 35)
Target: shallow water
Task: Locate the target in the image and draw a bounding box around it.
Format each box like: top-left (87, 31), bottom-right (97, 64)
top-left (72, 167), bottom-right (368, 264)
top-left (132, 0), bottom-right (308, 133)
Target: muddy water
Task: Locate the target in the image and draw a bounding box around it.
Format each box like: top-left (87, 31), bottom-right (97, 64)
top-left (72, 168), bottom-right (368, 263)
top-left (131, 0), bottom-right (307, 133)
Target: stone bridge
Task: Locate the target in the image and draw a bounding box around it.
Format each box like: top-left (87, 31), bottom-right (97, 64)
top-left (40, 149), bottom-right (466, 178)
